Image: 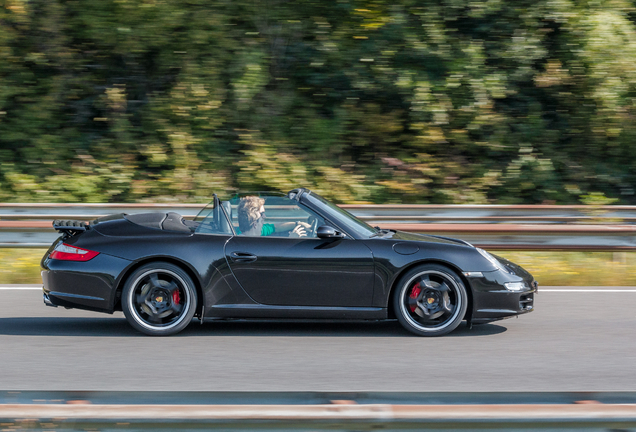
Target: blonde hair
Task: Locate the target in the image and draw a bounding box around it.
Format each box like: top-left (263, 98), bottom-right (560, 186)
top-left (238, 196), bottom-right (265, 232)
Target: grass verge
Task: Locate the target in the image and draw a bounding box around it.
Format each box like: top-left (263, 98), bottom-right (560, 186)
top-left (0, 249), bottom-right (47, 284)
top-left (495, 250), bottom-right (636, 286)
top-left (1, 249), bottom-right (636, 286)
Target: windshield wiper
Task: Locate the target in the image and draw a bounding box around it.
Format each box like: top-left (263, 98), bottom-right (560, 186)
top-left (370, 229), bottom-right (391, 238)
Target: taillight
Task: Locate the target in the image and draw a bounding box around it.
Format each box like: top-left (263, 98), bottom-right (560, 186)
top-left (49, 243), bottom-right (99, 261)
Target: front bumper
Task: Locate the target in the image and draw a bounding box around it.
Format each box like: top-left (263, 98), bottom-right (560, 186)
top-left (466, 270), bottom-right (537, 324)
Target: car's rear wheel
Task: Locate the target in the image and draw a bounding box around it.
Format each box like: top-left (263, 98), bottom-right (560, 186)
top-left (122, 262), bottom-right (197, 336)
top-left (393, 264), bottom-right (467, 337)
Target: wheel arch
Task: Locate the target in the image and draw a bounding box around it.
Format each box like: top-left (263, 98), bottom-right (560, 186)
top-left (114, 256), bottom-right (204, 317)
top-left (386, 259), bottom-right (473, 321)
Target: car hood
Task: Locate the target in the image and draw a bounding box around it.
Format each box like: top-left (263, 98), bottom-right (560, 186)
top-left (387, 230), bottom-right (473, 247)
top-left (492, 253), bottom-right (534, 280)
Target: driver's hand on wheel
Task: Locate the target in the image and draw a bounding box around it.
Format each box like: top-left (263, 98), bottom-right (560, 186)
top-left (289, 224), bottom-right (307, 238)
top-left (296, 222), bottom-right (311, 229)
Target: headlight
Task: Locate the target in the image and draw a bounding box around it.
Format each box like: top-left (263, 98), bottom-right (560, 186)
top-left (504, 282), bottom-right (527, 291)
top-left (476, 248), bottom-right (509, 273)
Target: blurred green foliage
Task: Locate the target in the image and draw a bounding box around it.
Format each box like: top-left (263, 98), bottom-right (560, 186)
top-left (2, 0), bottom-right (636, 204)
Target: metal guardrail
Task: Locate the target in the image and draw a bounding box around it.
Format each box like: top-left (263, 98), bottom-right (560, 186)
top-left (3, 203), bottom-right (636, 222)
top-left (2, 403), bottom-right (636, 430)
top-left (4, 390), bottom-right (636, 405)
top-left (1, 203), bottom-right (636, 250)
top-left (1, 391), bottom-right (636, 431)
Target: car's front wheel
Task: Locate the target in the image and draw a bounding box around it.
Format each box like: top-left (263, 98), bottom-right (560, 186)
top-left (122, 262), bottom-right (197, 336)
top-left (393, 264), bottom-right (467, 336)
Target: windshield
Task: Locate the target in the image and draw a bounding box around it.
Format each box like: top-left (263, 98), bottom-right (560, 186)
top-left (302, 191), bottom-right (378, 239)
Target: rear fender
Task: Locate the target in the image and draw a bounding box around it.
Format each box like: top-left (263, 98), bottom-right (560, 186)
top-left (112, 256), bottom-right (205, 317)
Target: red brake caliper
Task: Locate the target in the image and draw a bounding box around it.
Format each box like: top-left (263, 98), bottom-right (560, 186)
top-left (172, 289), bottom-right (181, 305)
top-left (409, 283), bottom-right (421, 312)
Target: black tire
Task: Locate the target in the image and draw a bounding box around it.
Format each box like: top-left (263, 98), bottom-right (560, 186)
top-left (122, 262), bottom-right (197, 336)
top-left (392, 264), bottom-right (468, 337)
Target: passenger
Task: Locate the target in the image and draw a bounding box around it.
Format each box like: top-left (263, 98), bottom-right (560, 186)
top-left (237, 196), bottom-right (310, 237)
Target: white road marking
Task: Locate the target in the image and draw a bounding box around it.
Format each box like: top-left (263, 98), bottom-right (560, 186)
top-left (540, 289), bottom-right (636, 292)
top-left (0, 286), bottom-right (42, 290)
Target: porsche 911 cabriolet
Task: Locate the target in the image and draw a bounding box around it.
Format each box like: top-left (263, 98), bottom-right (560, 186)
top-left (41, 188), bottom-right (537, 336)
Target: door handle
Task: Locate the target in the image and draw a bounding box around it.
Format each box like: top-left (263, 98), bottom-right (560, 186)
top-left (229, 251), bottom-right (257, 263)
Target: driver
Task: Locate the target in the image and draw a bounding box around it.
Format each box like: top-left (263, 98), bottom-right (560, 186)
top-left (237, 196), bottom-right (311, 237)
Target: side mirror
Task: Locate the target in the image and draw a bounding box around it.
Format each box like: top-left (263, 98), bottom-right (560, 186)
top-left (317, 225), bottom-right (344, 239)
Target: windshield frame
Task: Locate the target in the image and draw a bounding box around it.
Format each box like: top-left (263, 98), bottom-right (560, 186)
top-left (193, 196), bottom-right (234, 236)
top-left (300, 191), bottom-right (378, 239)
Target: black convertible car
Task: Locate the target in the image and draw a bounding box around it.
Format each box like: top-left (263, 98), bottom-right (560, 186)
top-left (41, 188), bottom-right (537, 336)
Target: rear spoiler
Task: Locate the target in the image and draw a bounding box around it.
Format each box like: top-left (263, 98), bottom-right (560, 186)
top-left (52, 219), bottom-right (89, 237)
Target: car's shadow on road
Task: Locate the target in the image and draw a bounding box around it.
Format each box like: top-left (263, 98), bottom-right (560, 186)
top-left (0, 317), bottom-right (507, 337)
top-left (0, 317), bottom-right (138, 336)
top-left (185, 320), bottom-right (507, 337)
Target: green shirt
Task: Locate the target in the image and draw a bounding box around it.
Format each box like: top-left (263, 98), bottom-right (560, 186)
top-left (235, 223), bottom-right (275, 236)
top-left (261, 223), bottom-right (275, 236)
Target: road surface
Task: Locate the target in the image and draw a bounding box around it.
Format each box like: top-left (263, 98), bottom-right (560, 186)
top-left (0, 286), bottom-right (634, 391)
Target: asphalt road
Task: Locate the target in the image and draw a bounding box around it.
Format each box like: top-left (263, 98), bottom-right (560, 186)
top-left (0, 286), bottom-right (635, 392)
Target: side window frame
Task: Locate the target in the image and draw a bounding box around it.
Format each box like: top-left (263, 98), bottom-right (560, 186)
top-left (219, 200), bottom-right (236, 236)
top-left (193, 196), bottom-right (235, 236)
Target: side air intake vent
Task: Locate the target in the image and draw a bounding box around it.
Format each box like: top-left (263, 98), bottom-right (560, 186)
top-left (519, 293), bottom-right (534, 311)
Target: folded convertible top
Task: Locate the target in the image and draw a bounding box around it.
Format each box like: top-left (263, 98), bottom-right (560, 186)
top-left (125, 212), bottom-right (193, 233)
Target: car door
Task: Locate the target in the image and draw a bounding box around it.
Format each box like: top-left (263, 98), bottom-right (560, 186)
top-left (224, 195), bottom-right (375, 307)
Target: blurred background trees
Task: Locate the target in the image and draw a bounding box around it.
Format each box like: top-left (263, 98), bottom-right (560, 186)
top-left (2, 0), bottom-right (636, 204)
